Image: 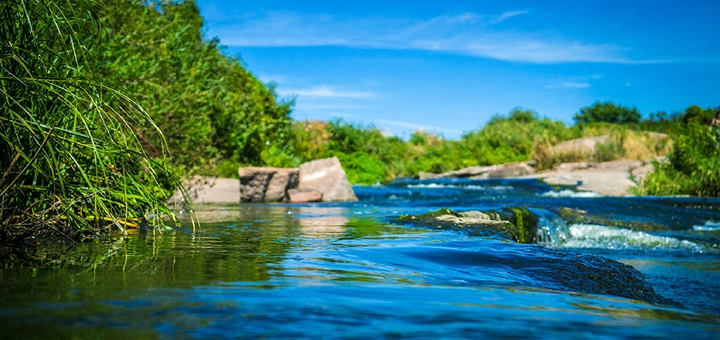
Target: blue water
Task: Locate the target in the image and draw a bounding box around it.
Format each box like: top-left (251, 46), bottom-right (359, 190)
top-left (1, 178), bottom-right (719, 339)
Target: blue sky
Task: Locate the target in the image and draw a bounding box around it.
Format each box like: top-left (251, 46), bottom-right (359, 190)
top-left (196, 0), bottom-right (720, 139)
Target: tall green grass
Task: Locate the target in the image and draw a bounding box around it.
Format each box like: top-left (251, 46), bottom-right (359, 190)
top-left (1, 0), bottom-right (188, 261)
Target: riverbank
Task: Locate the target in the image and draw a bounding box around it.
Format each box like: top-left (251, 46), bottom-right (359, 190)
top-left (526, 158), bottom-right (658, 196)
top-left (175, 157), bottom-right (659, 204)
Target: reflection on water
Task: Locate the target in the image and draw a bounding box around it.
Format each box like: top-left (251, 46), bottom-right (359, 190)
top-left (296, 207), bottom-right (349, 238)
top-left (1, 179), bottom-right (720, 338)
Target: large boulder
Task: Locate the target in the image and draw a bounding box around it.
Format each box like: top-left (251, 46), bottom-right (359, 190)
top-left (298, 157), bottom-right (358, 202)
top-left (238, 167), bottom-right (299, 202)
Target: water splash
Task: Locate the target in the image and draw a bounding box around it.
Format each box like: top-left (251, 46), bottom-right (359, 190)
top-left (524, 209), bottom-right (711, 253)
top-left (693, 221), bottom-right (720, 231)
top-left (559, 224), bottom-right (705, 252)
top-left (407, 183), bottom-right (513, 191)
top-left (542, 190), bottom-right (600, 198)
top-left (530, 208), bottom-right (571, 245)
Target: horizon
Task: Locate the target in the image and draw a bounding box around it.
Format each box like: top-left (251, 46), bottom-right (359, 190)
top-left (196, 0), bottom-right (720, 139)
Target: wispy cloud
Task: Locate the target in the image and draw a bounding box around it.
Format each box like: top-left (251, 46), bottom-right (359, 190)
top-left (257, 73), bottom-right (288, 84)
top-left (213, 10), bottom-right (637, 64)
top-left (285, 85), bottom-right (376, 99)
top-left (493, 11), bottom-right (528, 24)
top-left (545, 81), bottom-right (591, 89)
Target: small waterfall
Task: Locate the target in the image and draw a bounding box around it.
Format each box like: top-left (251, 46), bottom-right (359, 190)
top-left (529, 208), bottom-right (571, 245)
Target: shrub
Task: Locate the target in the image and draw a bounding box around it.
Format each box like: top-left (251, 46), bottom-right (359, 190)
top-left (642, 124), bottom-right (720, 197)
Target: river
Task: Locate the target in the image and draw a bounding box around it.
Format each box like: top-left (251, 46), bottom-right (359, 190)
top-left (1, 177), bottom-right (719, 339)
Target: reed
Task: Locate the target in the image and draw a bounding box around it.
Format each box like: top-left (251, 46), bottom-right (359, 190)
top-left (0, 0), bottom-right (189, 260)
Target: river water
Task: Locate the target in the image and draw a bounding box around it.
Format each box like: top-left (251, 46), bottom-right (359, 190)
top-left (1, 178), bottom-right (719, 339)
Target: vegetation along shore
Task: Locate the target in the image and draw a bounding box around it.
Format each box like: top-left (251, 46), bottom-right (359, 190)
top-left (1, 0), bottom-right (718, 262)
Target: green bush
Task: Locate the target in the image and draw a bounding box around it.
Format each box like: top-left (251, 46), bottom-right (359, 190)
top-left (462, 108), bottom-right (572, 166)
top-left (574, 101), bottom-right (641, 125)
top-left (337, 152), bottom-right (386, 185)
top-left (642, 124), bottom-right (720, 197)
top-left (94, 0), bottom-right (294, 172)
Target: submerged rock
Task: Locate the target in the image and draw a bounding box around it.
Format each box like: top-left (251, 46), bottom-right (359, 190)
top-left (396, 207), bottom-right (680, 308)
top-left (519, 246), bottom-right (679, 307)
top-left (397, 207), bottom-right (538, 243)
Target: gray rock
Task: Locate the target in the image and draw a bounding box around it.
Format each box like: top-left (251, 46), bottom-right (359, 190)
top-left (442, 165), bottom-right (494, 178)
top-left (487, 162), bottom-right (535, 178)
top-left (425, 162), bottom-right (535, 180)
top-left (288, 188), bottom-right (323, 203)
top-left (167, 176), bottom-right (240, 206)
top-left (238, 167), bottom-right (299, 202)
top-left (298, 157), bottom-right (358, 202)
top-left (553, 162), bottom-right (594, 172)
top-left (595, 159), bottom-right (643, 171)
top-left (417, 172), bottom-right (441, 180)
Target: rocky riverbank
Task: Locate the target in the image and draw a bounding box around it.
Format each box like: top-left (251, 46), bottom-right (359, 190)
top-left (170, 135), bottom-right (667, 204)
top-left (529, 158), bottom-right (659, 196)
top-left (170, 157), bottom-right (659, 206)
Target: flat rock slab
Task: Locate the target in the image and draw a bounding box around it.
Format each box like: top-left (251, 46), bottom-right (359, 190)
top-left (537, 159), bottom-right (648, 196)
top-left (168, 177), bottom-right (240, 206)
top-left (543, 169), bottom-right (636, 196)
top-left (288, 189), bottom-right (323, 203)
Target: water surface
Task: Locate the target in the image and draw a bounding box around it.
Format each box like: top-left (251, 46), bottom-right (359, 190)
top-left (1, 178), bottom-right (719, 339)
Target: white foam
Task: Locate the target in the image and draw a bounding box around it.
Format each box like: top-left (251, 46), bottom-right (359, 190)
top-left (407, 184), bottom-right (511, 191)
top-left (407, 183), bottom-right (450, 189)
top-left (541, 190), bottom-right (600, 198)
top-left (558, 224), bottom-right (704, 252)
top-left (693, 221), bottom-right (720, 231)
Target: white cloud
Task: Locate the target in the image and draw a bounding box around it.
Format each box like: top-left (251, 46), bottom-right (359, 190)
top-left (257, 73), bottom-right (288, 84)
top-left (545, 81), bottom-right (591, 89)
top-left (284, 85), bottom-right (376, 99)
top-left (493, 11), bottom-right (529, 24)
top-left (212, 10), bottom-right (638, 64)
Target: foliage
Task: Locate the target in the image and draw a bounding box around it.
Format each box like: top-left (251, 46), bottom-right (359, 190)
top-left (678, 105), bottom-right (716, 125)
top-left (462, 108), bottom-right (574, 166)
top-left (574, 101), bottom-right (641, 125)
top-left (641, 124), bottom-right (720, 197)
top-left (0, 0), bottom-right (184, 261)
top-left (93, 0), bottom-right (294, 173)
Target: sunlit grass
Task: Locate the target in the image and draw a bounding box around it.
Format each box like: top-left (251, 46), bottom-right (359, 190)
top-left (0, 0), bottom-right (192, 261)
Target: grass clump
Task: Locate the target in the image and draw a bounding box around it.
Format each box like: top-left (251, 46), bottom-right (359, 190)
top-left (0, 0), bottom-right (187, 262)
top-left (640, 124), bottom-right (720, 197)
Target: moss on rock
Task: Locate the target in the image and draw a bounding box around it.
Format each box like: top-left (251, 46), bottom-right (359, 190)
top-left (396, 207), bottom-right (539, 243)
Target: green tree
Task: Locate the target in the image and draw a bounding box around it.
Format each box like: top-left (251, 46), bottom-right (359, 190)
top-left (574, 101), bottom-right (641, 125)
top-left (94, 0), bottom-right (293, 172)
